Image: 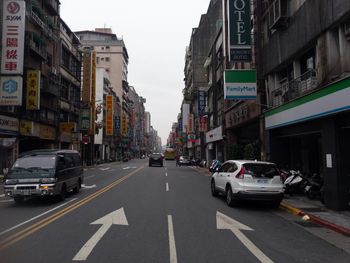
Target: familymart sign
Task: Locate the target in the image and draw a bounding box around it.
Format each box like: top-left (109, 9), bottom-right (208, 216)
top-left (228, 0), bottom-right (252, 61)
top-left (224, 70), bottom-right (257, 100)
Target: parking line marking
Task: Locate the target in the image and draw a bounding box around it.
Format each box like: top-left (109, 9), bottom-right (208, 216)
top-left (168, 215), bottom-right (178, 263)
top-left (166, 183), bottom-right (169, 192)
top-left (0, 198), bottom-right (77, 237)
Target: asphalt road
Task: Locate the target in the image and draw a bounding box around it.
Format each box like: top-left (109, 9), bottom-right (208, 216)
top-left (0, 159), bottom-right (349, 263)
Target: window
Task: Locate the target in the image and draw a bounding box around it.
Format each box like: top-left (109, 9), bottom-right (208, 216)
top-left (227, 163), bottom-right (238, 173)
top-left (106, 46), bottom-right (110, 50)
top-left (105, 57), bottom-right (110, 62)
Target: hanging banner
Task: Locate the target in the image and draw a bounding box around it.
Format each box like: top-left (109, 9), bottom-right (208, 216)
top-left (26, 70), bottom-right (41, 110)
top-left (228, 0), bottom-right (252, 61)
top-left (187, 113), bottom-right (194, 133)
top-left (0, 76), bottom-right (22, 105)
top-left (105, 95), bottom-right (113, 136)
top-left (1, 0), bottom-right (26, 74)
top-left (224, 70), bottom-right (257, 100)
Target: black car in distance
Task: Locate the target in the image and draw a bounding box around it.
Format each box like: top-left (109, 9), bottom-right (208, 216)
top-left (149, 153), bottom-right (163, 167)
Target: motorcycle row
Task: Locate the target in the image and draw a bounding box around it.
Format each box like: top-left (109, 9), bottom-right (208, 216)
top-left (281, 170), bottom-right (324, 202)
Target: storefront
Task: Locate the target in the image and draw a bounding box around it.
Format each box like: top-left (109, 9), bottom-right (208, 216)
top-left (0, 115), bottom-right (19, 172)
top-left (225, 102), bottom-right (262, 160)
top-left (265, 77), bottom-right (350, 210)
top-left (206, 126), bottom-right (224, 166)
top-left (19, 121), bottom-right (57, 152)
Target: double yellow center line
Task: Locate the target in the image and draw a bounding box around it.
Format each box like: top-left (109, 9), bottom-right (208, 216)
top-left (0, 166), bottom-right (144, 251)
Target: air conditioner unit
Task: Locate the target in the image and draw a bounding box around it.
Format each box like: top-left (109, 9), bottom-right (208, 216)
top-left (51, 67), bottom-right (57, 75)
top-left (345, 21), bottom-right (350, 41)
top-left (269, 0), bottom-right (289, 30)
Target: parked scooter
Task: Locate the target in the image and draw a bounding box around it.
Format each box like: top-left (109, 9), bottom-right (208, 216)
top-left (209, 159), bottom-right (221, 173)
top-left (284, 170), bottom-right (308, 195)
top-left (199, 160), bottom-right (207, 168)
top-left (304, 173), bottom-right (324, 200)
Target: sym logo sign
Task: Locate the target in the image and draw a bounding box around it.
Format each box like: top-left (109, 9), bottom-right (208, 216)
top-left (7, 2), bottom-right (21, 14)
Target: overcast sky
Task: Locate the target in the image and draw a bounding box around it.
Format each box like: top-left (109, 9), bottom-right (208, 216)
top-left (59, 0), bottom-right (211, 145)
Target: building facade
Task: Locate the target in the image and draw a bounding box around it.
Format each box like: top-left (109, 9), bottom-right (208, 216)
top-left (259, 0), bottom-right (350, 210)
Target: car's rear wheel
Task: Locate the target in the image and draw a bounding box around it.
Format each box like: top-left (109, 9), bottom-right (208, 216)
top-left (226, 186), bottom-right (238, 207)
top-left (271, 200), bottom-right (282, 209)
top-left (211, 180), bottom-right (218, 197)
top-left (14, 196), bottom-right (25, 204)
top-left (58, 184), bottom-right (67, 201)
top-left (73, 179), bottom-right (81, 194)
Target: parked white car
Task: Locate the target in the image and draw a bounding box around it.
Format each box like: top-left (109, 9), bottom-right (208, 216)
top-left (211, 160), bottom-right (284, 207)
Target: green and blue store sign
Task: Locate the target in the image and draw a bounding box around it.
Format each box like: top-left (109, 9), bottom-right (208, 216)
top-left (265, 77), bottom-right (350, 129)
top-left (224, 70), bottom-right (257, 100)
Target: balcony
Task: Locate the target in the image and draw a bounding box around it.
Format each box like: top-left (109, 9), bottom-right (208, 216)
top-left (271, 69), bottom-right (318, 107)
top-left (29, 40), bottom-right (47, 60)
top-left (41, 78), bottom-right (60, 97)
top-left (44, 0), bottom-right (60, 16)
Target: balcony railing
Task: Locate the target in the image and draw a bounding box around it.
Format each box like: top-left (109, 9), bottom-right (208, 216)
top-left (44, 0), bottom-right (59, 16)
top-left (29, 40), bottom-right (47, 60)
top-left (271, 69), bottom-right (317, 107)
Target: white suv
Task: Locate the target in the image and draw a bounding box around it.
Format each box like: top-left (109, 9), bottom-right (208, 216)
top-left (211, 160), bottom-right (284, 207)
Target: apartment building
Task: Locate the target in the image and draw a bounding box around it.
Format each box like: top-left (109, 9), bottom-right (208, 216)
top-left (259, 0), bottom-right (350, 210)
top-left (0, 0), bottom-right (62, 171)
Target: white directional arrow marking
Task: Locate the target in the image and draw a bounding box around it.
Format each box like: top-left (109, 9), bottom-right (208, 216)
top-left (73, 208), bottom-right (128, 261)
top-left (216, 211), bottom-right (273, 263)
top-left (81, 184), bottom-right (97, 189)
top-left (122, 166), bottom-right (137, 170)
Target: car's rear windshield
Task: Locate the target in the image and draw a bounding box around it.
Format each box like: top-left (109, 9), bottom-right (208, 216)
top-left (151, 154), bottom-right (162, 158)
top-left (243, 163), bottom-right (279, 178)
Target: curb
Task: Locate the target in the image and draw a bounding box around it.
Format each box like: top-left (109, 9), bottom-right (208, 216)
top-left (280, 201), bottom-right (350, 237)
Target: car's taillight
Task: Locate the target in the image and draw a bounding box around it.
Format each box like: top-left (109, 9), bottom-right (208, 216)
top-left (236, 166), bottom-right (245, 179)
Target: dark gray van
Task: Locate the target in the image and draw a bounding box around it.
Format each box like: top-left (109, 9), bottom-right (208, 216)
top-left (4, 149), bottom-right (83, 203)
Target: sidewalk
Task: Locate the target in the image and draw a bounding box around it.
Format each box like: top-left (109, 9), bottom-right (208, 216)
top-left (281, 195), bottom-right (350, 237)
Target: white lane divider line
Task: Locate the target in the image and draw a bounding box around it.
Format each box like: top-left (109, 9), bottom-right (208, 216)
top-left (0, 198), bottom-right (77, 237)
top-left (168, 215), bottom-right (178, 263)
top-left (0, 194), bottom-right (5, 198)
top-left (166, 183), bottom-right (169, 192)
top-left (100, 167), bottom-right (110, 171)
top-left (165, 172), bottom-right (168, 177)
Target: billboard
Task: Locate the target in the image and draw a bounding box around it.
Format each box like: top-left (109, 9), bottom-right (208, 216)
top-left (227, 0), bottom-right (252, 61)
top-left (0, 76), bottom-right (22, 105)
top-left (1, 0), bottom-right (26, 74)
top-left (82, 51), bottom-right (92, 102)
top-left (26, 70), bottom-right (41, 110)
top-left (224, 70), bottom-right (257, 100)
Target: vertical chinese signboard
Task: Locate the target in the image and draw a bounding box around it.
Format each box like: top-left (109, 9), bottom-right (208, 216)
top-left (82, 51), bottom-right (92, 102)
top-left (114, 116), bottom-right (120, 135)
top-left (197, 90), bottom-right (206, 116)
top-left (227, 0), bottom-right (252, 61)
top-left (26, 70), bottom-right (40, 110)
top-left (106, 95), bottom-right (113, 136)
top-left (81, 108), bottom-right (91, 131)
top-left (90, 51), bottom-right (96, 135)
top-left (121, 114), bottom-right (128, 136)
top-left (1, 0), bottom-right (26, 75)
